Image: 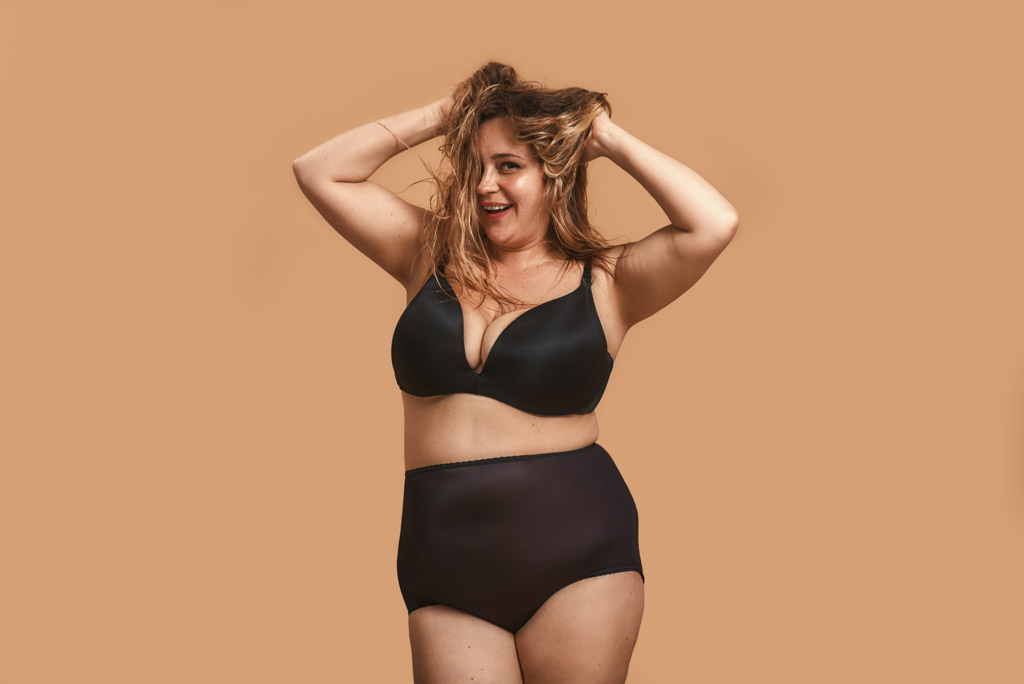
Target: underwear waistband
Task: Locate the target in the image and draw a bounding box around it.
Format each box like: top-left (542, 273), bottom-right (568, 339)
top-left (405, 442), bottom-right (603, 476)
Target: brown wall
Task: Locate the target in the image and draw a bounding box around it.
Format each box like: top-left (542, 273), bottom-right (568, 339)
top-left (3, 0), bottom-right (1022, 681)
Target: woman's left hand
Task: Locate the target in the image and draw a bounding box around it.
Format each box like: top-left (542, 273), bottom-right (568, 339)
top-left (582, 110), bottom-right (615, 164)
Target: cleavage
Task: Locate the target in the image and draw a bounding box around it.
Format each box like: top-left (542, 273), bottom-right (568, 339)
top-left (447, 265), bottom-right (582, 375)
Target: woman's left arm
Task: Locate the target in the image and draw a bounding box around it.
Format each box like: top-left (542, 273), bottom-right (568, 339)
top-left (586, 112), bottom-right (739, 329)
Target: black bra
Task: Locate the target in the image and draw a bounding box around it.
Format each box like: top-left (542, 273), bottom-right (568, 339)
top-left (391, 259), bottom-right (614, 416)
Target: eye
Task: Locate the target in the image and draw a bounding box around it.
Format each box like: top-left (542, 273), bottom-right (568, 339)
top-left (500, 161), bottom-right (520, 172)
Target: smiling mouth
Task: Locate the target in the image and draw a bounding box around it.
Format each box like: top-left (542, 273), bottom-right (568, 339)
top-left (483, 203), bottom-right (513, 214)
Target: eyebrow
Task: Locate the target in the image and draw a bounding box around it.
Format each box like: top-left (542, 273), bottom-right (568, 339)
top-left (490, 153), bottom-right (527, 161)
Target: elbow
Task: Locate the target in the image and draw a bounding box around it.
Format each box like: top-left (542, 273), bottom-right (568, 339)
top-left (292, 158), bottom-right (314, 186)
top-left (727, 207), bottom-right (739, 228)
top-left (710, 211), bottom-right (739, 244)
top-left (723, 211), bottom-right (739, 238)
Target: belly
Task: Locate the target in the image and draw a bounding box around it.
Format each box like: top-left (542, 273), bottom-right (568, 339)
top-left (401, 392), bottom-right (600, 471)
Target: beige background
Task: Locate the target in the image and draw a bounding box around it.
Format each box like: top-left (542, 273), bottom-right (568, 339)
top-left (3, 0), bottom-right (1022, 682)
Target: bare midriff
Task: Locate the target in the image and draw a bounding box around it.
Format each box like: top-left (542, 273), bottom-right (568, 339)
top-left (401, 392), bottom-right (600, 471)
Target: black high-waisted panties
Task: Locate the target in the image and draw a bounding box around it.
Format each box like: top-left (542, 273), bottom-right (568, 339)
top-left (397, 442), bottom-right (644, 633)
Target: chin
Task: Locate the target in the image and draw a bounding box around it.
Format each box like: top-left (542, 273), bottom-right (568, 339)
top-left (483, 226), bottom-right (517, 245)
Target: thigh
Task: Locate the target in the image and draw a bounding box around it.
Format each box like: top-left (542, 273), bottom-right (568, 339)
top-left (408, 604), bottom-right (524, 684)
top-left (515, 571), bottom-right (645, 684)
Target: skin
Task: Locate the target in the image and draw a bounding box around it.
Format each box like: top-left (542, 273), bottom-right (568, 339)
top-left (293, 90), bottom-right (738, 682)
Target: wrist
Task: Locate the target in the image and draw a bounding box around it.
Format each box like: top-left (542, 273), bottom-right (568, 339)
top-left (596, 120), bottom-right (624, 157)
top-left (423, 100), bottom-right (445, 138)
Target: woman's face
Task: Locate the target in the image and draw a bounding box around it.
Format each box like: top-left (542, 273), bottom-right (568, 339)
top-left (475, 117), bottom-right (550, 250)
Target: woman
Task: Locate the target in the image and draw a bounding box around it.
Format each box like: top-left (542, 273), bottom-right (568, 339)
top-left (292, 63), bottom-right (738, 683)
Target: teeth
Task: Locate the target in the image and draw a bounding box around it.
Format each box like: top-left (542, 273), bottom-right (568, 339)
top-left (484, 204), bottom-right (512, 213)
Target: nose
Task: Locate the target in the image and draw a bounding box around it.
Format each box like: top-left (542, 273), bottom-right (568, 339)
top-left (477, 166), bottom-right (498, 195)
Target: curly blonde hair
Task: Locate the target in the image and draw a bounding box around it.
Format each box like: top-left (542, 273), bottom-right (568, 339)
top-left (417, 62), bottom-right (618, 312)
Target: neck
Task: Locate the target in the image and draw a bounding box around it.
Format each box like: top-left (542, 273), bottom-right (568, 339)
top-left (489, 240), bottom-right (563, 273)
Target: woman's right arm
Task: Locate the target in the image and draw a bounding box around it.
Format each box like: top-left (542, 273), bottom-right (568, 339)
top-left (292, 95), bottom-right (452, 287)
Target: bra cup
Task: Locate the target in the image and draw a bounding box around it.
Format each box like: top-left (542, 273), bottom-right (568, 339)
top-left (478, 294), bottom-right (610, 416)
top-left (391, 278), bottom-right (478, 397)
